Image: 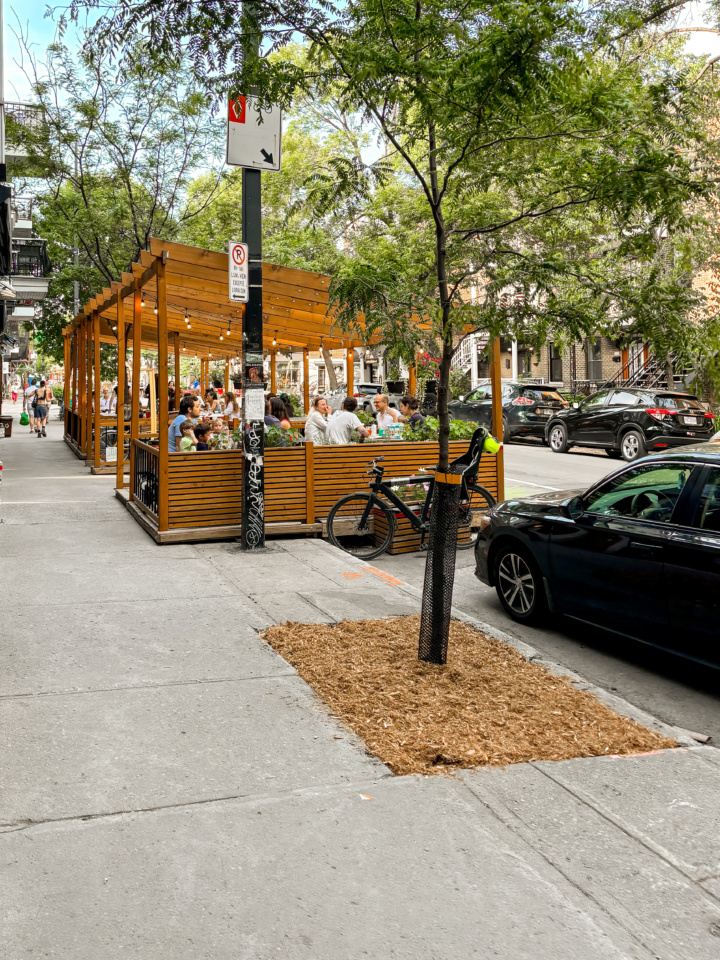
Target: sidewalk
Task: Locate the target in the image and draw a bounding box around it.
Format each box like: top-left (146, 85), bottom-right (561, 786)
top-left (2, 417), bottom-right (720, 959)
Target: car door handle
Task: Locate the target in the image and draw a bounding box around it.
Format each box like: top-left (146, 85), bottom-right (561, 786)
top-left (630, 541), bottom-right (662, 555)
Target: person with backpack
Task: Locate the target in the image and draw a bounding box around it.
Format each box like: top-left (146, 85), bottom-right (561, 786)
top-left (33, 380), bottom-right (52, 437)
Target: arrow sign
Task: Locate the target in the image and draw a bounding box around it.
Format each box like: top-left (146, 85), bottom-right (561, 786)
top-left (226, 95), bottom-right (282, 171)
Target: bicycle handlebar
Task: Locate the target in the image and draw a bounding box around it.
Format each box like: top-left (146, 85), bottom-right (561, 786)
top-left (366, 456), bottom-right (386, 466)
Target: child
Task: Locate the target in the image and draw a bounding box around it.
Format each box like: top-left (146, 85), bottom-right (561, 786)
top-left (195, 422), bottom-right (213, 451)
top-left (178, 418), bottom-right (197, 452)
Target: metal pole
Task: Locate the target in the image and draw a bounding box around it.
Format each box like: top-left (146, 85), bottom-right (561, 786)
top-left (240, 4), bottom-right (265, 550)
top-left (0, 0), bottom-right (5, 173)
top-left (73, 156), bottom-right (79, 315)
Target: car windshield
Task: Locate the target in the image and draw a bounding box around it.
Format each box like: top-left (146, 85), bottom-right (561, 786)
top-left (654, 394), bottom-right (702, 411)
top-left (584, 463), bottom-right (691, 522)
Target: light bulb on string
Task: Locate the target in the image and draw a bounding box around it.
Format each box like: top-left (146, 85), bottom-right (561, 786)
top-left (272, 331), bottom-right (277, 347)
top-left (141, 294), bottom-right (145, 308)
top-left (219, 335), bottom-right (224, 340)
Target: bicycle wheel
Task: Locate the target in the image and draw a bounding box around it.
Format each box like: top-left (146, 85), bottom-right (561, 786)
top-left (326, 493), bottom-right (395, 560)
top-left (457, 482), bottom-right (497, 550)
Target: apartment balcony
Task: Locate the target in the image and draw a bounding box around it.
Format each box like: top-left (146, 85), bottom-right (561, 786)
top-left (4, 102), bottom-right (45, 162)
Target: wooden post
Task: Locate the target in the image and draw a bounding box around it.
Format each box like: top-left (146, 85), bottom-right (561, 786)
top-left (173, 332), bottom-right (180, 408)
top-left (157, 257), bottom-right (170, 533)
top-left (116, 295), bottom-right (126, 489)
top-left (78, 320), bottom-right (86, 450)
top-left (408, 356), bottom-right (417, 397)
top-left (270, 349), bottom-right (277, 393)
top-left (224, 358), bottom-right (230, 395)
top-left (346, 347), bottom-right (354, 396)
top-left (490, 335), bottom-right (505, 501)
top-left (93, 311), bottom-right (101, 470)
top-left (305, 441), bottom-right (315, 525)
top-left (72, 332), bottom-right (78, 412)
top-left (63, 333), bottom-right (70, 409)
top-left (129, 288), bottom-right (142, 504)
top-left (303, 348), bottom-right (310, 414)
top-left (85, 318), bottom-right (92, 460)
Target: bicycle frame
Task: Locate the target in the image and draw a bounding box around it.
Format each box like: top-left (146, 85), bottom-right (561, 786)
top-left (360, 468), bottom-right (435, 534)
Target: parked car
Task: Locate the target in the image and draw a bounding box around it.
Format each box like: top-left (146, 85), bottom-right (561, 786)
top-left (447, 381), bottom-right (568, 440)
top-left (325, 382), bottom-right (402, 414)
top-left (474, 444), bottom-right (720, 663)
top-left (545, 388), bottom-right (715, 462)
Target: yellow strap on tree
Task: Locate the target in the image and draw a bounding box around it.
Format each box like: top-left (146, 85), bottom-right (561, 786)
top-left (434, 472), bottom-right (463, 485)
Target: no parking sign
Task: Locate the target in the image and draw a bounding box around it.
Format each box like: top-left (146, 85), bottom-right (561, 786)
top-left (228, 241), bottom-right (249, 303)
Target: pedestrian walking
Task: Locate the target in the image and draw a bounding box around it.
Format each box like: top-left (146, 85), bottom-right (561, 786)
top-left (34, 380), bottom-right (52, 437)
top-left (24, 379), bottom-right (37, 433)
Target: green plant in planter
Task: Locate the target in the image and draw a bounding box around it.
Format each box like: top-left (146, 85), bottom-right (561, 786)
top-left (399, 418), bottom-right (481, 442)
top-left (356, 410), bottom-right (374, 427)
top-left (265, 426), bottom-right (303, 447)
top-left (52, 384), bottom-right (64, 403)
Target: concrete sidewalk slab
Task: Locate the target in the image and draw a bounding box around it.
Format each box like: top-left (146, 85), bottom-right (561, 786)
top-left (1, 776), bottom-right (650, 960)
top-left (537, 750), bottom-right (720, 884)
top-left (0, 518), bottom-right (168, 553)
top-left (0, 552), bottom-right (237, 606)
top-left (462, 760), bottom-right (720, 960)
top-left (0, 675), bottom-right (386, 824)
top-left (0, 597), bottom-right (278, 697)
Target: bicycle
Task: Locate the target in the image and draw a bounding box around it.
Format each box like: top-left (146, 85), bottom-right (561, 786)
top-left (326, 427), bottom-right (498, 560)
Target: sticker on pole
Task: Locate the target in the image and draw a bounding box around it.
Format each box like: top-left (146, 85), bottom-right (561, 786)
top-left (229, 241), bottom-right (249, 303)
top-left (227, 95), bottom-right (282, 171)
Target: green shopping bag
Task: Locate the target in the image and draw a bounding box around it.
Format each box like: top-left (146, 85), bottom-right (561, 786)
top-left (19, 411), bottom-right (28, 425)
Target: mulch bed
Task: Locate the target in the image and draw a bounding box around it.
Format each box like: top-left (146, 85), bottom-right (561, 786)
top-left (262, 615), bottom-right (675, 776)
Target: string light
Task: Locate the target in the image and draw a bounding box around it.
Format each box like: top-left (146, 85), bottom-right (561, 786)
top-left (219, 334), bottom-right (224, 340)
top-left (141, 293), bottom-right (145, 308)
top-left (272, 331), bottom-right (277, 347)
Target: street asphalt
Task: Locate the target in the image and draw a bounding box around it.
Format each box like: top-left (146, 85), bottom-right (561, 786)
top-left (2, 409), bottom-right (720, 958)
top-left (377, 438), bottom-right (720, 744)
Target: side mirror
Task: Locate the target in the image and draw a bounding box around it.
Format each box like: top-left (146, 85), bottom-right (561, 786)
top-left (564, 495), bottom-right (585, 520)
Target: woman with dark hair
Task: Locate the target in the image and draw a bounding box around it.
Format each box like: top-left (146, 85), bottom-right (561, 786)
top-left (399, 394), bottom-right (425, 430)
top-left (204, 388), bottom-right (220, 414)
top-left (264, 396), bottom-right (291, 429)
top-left (278, 393), bottom-right (295, 422)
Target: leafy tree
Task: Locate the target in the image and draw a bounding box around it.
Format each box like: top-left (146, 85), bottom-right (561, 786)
top-left (12, 35), bottom-right (224, 363)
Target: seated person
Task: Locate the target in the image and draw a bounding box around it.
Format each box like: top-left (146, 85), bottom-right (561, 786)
top-left (223, 391), bottom-right (240, 419)
top-left (204, 388), bottom-right (220, 414)
top-left (169, 395), bottom-right (201, 451)
top-left (270, 396), bottom-right (291, 429)
top-left (327, 397), bottom-right (371, 444)
top-left (178, 419), bottom-right (197, 452)
top-left (195, 422), bottom-right (213, 450)
top-left (372, 393), bottom-right (398, 430)
top-left (399, 394), bottom-right (425, 429)
top-left (304, 396), bottom-right (331, 444)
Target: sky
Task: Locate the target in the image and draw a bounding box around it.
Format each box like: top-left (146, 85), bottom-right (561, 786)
top-left (3, 0), bottom-right (720, 103)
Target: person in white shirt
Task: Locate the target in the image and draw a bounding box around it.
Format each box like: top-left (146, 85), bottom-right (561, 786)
top-left (327, 397), bottom-right (370, 444)
top-left (372, 394), bottom-right (399, 431)
top-left (100, 387), bottom-right (112, 414)
top-left (304, 396), bottom-right (331, 444)
top-left (24, 381), bottom-right (37, 433)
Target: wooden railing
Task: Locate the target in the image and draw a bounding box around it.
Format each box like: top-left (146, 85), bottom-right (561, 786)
top-left (128, 439), bottom-right (501, 538)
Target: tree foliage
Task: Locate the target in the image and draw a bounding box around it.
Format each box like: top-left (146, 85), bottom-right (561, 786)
top-left (13, 36), bottom-right (223, 361)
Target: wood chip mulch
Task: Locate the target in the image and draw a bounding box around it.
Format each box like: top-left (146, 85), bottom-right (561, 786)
top-left (261, 615), bottom-right (675, 776)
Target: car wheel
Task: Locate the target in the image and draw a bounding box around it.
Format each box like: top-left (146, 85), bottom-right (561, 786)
top-left (494, 544), bottom-right (547, 625)
top-left (605, 449), bottom-right (622, 459)
top-left (548, 422), bottom-right (569, 453)
top-left (502, 415), bottom-right (511, 442)
top-left (620, 429), bottom-right (646, 462)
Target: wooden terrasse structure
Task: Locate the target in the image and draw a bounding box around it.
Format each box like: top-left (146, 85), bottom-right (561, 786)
top-left (64, 239), bottom-right (504, 544)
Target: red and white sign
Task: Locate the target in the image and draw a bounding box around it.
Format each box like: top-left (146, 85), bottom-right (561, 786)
top-left (226, 95), bottom-right (281, 171)
top-left (229, 241), bottom-right (249, 303)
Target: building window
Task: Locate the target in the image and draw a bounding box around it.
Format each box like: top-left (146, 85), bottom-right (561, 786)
top-left (586, 337), bottom-right (603, 380)
top-left (549, 343), bottom-right (563, 382)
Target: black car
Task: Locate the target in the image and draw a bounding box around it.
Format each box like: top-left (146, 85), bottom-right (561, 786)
top-left (545, 387), bottom-right (714, 462)
top-left (448, 381), bottom-right (568, 441)
top-left (474, 444), bottom-right (720, 664)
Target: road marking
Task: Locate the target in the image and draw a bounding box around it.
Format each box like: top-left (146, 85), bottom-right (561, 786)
top-left (505, 477), bottom-right (561, 491)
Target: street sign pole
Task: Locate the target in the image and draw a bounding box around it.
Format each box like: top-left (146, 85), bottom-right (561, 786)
top-left (240, 4), bottom-right (265, 550)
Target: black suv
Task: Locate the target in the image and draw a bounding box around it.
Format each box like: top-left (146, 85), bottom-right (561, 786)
top-left (546, 388), bottom-right (714, 461)
top-left (447, 381), bottom-right (568, 441)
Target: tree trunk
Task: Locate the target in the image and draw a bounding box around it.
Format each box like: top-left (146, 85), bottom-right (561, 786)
top-left (322, 346), bottom-right (339, 391)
